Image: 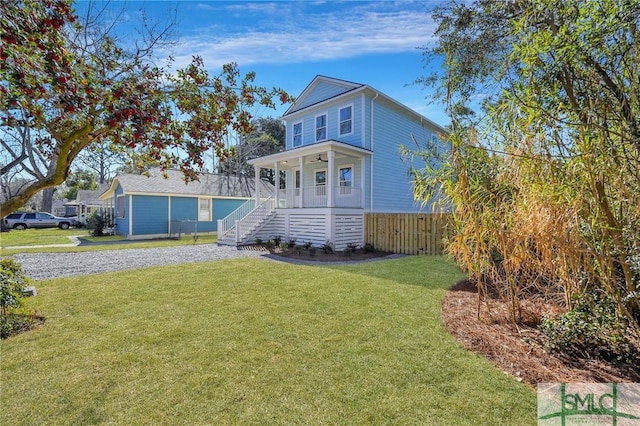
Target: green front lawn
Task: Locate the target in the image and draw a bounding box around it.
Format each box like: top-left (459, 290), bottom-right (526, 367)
top-left (0, 256), bottom-right (536, 425)
top-left (0, 228), bottom-right (89, 248)
top-left (0, 229), bottom-right (217, 255)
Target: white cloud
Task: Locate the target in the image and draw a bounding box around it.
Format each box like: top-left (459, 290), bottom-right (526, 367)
top-left (165, 3), bottom-right (438, 69)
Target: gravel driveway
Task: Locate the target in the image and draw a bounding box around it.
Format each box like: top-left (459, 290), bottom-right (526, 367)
top-left (13, 245), bottom-right (267, 280)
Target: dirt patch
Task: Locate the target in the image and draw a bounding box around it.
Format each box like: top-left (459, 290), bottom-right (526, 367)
top-left (441, 280), bottom-right (640, 387)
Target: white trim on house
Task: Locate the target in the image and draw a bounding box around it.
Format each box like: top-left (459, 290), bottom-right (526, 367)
top-left (249, 140), bottom-right (371, 166)
top-left (128, 194), bottom-right (133, 236)
top-left (250, 208), bottom-right (365, 250)
top-left (106, 190), bottom-right (249, 200)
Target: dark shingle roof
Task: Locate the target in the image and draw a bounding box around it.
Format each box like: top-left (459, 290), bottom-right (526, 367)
top-left (106, 169), bottom-right (272, 198)
top-left (76, 183), bottom-right (111, 205)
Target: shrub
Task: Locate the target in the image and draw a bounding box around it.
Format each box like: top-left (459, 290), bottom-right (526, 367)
top-left (279, 242), bottom-right (289, 251)
top-left (539, 292), bottom-right (639, 365)
top-left (308, 246), bottom-right (317, 256)
top-left (255, 238), bottom-right (263, 245)
top-left (86, 212), bottom-right (107, 236)
top-left (287, 238), bottom-right (297, 248)
top-left (0, 258), bottom-right (29, 316)
top-left (345, 243), bottom-right (358, 253)
top-left (272, 235), bottom-right (282, 245)
top-left (321, 241), bottom-right (334, 254)
top-left (1, 258), bottom-right (39, 338)
top-left (303, 241), bottom-right (313, 250)
top-left (363, 243), bottom-right (375, 253)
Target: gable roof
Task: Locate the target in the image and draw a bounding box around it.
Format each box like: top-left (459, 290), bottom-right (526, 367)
top-left (100, 168), bottom-right (272, 200)
top-left (283, 75), bottom-right (448, 134)
top-left (283, 76), bottom-right (364, 116)
top-left (75, 183), bottom-right (111, 205)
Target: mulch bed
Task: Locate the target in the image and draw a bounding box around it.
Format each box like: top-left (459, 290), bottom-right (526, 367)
top-left (241, 245), bottom-right (395, 262)
top-left (441, 280), bottom-right (640, 387)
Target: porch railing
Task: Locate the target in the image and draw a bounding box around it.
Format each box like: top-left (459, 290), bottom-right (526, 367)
top-left (217, 196), bottom-right (276, 244)
top-left (276, 185), bottom-right (362, 208)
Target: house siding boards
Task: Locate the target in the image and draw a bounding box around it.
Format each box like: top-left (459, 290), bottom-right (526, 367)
top-left (286, 100), bottom-right (363, 150)
top-left (288, 79), bottom-right (361, 113)
top-left (132, 195), bottom-right (168, 235)
top-left (171, 197), bottom-right (197, 221)
top-left (370, 96), bottom-right (436, 213)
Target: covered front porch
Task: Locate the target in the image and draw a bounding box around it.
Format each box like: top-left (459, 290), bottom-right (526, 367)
top-left (249, 140), bottom-right (371, 210)
top-left (217, 141), bottom-right (371, 247)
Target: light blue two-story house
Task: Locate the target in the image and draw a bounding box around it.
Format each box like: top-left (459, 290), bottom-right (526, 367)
top-left (217, 76), bottom-right (447, 250)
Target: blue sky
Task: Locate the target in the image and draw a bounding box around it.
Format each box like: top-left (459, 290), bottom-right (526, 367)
top-left (77, 1), bottom-right (447, 126)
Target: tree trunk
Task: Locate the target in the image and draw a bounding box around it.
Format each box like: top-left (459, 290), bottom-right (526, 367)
top-left (40, 187), bottom-right (55, 213)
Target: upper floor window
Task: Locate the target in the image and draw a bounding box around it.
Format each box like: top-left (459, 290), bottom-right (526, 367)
top-left (315, 114), bottom-right (327, 141)
top-left (293, 122), bottom-right (302, 147)
top-left (339, 106), bottom-right (352, 136)
top-left (430, 134), bottom-right (440, 155)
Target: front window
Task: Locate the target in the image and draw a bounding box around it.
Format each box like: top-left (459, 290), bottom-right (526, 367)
top-left (315, 169), bottom-right (326, 196)
top-left (339, 106), bottom-right (352, 136)
top-left (339, 166), bottom-right (352, 194)
top-left (199, 198), bottom-right (211, 221)
top-left (293, 122), bottom-right (302, 147)
top-left (116, 196), bottom-right (125, 218)
top-left (315, 114), bottom-right (327, 141)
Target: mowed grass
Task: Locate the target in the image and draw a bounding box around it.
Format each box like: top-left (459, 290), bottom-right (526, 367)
top-left (0, 228), bottom-right (217, 255)
top-left (0, 256), bottom-right (536, 425)
top-left (0, 227), bottom-right (89, 247)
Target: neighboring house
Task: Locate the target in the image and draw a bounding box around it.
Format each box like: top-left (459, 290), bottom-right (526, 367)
top-left (51, 199), bottom-right (72, 217)
top-left (217, 75), bottom-right (447, 250)
top-left (100, 168), bottom-right (271, 239)
top-left (62, 183), bottom-right (112, 220)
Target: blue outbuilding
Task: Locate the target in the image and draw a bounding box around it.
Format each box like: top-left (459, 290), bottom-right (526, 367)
top-left (99, 168), bottom-right (271, 239)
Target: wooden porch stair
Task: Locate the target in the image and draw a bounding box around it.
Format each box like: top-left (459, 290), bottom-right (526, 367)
top-left (217, 197), bottom-right (276, 246)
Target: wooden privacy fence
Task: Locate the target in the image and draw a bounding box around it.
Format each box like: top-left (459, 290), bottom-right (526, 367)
top-left (364, 213), bottom-right (450, 255)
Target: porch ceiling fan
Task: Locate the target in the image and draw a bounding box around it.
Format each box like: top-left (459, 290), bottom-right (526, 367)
top-left (311, 154), bottom-right (328, 163)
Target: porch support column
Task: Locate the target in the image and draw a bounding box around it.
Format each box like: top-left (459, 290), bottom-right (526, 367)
top-left (298, 156), bottom-right (304, 208)
top-left (327, 150), bottom-right (335, 208)
top-left (254, 165), bottom-right (260, 205)
top-left (274, 161), bottom-right (279, 207)
top-left (360, 157), bottom-right (366, 209)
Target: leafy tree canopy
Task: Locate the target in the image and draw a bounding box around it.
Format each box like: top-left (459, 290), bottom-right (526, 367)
top-left (411, 0), bottom-right (640, 331)
top-left (61, 168), bottom-right (97, 201)
top-left (0, 0), bottom-right (292, 214)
